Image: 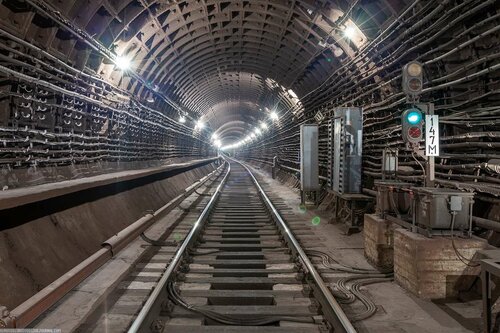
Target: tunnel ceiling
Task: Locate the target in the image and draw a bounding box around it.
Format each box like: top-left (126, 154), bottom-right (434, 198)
top-left (0, 1), bottom-right (498, 206)
top-left (0, 0), bottom-right (409, 144)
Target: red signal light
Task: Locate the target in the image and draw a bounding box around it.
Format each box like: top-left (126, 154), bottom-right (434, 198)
top-left (408, 78), bottom-right (422, 92)
top-left (408, 126), bottom-right (422, 139)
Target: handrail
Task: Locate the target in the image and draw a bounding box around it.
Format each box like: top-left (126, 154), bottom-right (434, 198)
top-left (128, 158), bottom-right (231, 333)
top-left (233, 158), bottom-right (357, 333)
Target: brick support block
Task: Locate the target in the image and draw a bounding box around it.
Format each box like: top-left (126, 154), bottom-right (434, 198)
top-left (363, 214), bottom-right (395, 269)
top-left (394, 228), bottom-right (488, 299)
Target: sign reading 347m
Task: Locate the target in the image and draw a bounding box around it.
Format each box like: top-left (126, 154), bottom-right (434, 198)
top-left (425, 115), bottom-right (439, 156)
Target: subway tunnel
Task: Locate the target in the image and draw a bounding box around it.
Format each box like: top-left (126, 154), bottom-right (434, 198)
top-left (0, 0), bottom-right (499, 332)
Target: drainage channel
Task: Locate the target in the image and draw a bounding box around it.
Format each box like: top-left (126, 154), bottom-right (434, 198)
top-left (128, 158), bottom-right (356, 333)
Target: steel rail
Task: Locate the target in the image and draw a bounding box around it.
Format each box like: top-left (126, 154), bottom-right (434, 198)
top-left (128, 159), bottom-right (231, 333)
top-left (232, 157), bottom-right (357, 333)
top-left (129, 156), bottom-right (356, 332)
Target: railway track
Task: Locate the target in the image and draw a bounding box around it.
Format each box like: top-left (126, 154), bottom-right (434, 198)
top-left (126, 158), bottom-right (355, 333)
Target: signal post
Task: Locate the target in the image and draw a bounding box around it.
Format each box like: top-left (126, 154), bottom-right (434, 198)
top-left (387, 62), bottom-right (487, 301)
top-left (401, 61), bottom-right (436, 187)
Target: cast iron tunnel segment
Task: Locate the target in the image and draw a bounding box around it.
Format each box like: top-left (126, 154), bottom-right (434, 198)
top-left (128, 157), bottom-right (356, 333)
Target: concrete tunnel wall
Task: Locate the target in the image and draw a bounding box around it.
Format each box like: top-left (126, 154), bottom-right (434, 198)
top-left (0, 162), bottom-right (216, 309)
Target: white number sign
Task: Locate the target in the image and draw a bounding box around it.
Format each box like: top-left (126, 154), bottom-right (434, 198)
top-left (425, 115), bottom-right (439, 156)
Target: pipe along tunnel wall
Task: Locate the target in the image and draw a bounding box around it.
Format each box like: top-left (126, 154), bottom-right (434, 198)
top-left (0, 160), bottom-right (217, 309)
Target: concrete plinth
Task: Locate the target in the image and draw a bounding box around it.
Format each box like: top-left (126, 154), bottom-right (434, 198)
top-left (363, 214), bottom-right (396, 269)
top-left (394, 228), bottom-right (488, 299)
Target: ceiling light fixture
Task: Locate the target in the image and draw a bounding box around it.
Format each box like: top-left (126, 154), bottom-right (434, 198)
top-left (195, 120), bottom-right (205, 129)
top-left (115, 55), bottom-right (131, 70)
top-left (270, 111), bottom-right (279, 120)
top-left (344, 26), bottom-right (356, 40)
top-left (332, 45), bottom-right (344, 57)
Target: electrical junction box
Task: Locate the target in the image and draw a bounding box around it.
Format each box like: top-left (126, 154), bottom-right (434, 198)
top-left (449, 196), bottom-right (463, 212)
top-left (412, 187), bottom-right (474, 232)
top-left (331, 107), bottom-right (363, 194)
top-left (300, 124), bottom-right (319, 191)
top-left (374, 180), bottom-right (412, 218)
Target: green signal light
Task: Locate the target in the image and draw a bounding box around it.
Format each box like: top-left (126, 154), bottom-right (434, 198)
top-left (312, 216), bottom-right (321, 226)
top-left (406, 110), bottom-right (422, 125)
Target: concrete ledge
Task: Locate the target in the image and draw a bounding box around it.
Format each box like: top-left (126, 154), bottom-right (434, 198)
top-left (0, 161), bottom-right (217, 310)
top-left (363, 214), bottom-right (395, 269)
top-left (394, 228), bottom-right (488, 299)
top-left (0, 157), bottom-right (217, 210)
